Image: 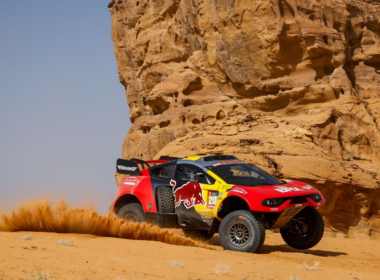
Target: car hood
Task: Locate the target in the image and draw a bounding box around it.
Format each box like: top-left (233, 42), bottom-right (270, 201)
top-left (228, 180), bottom-right (321, 198)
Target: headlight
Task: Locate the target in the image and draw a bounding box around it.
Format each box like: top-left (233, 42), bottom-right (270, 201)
top-left (310, 193), bottom-right (322, 202)
top-left (262, 198), bottom-right (283, 207)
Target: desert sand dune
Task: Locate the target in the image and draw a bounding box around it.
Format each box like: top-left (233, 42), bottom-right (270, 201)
top-left (0, 230), bottom-right (379, 280)
top-left (0, 200), bottom-right (379, 280)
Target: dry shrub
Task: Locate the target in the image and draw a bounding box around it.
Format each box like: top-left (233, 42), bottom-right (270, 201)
top-left (56, 239), bottom-right (75, 246)
top-left (108, 257), bottom-right (119, 264)
top-left (24, 234), bottom-right (33, 240)
top-left (30, 267), bottom-right (50, 280)
top-left (298, 261), bottom-right (320, 271)
top-left (212, 262), bottom-right (230, 276)
top-left (169, 260), bottom-right (183, 267)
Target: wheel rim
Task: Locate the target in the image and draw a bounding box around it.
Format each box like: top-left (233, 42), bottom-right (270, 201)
top-left (291, 217), bottom-right (310, 237)
top-left (228, 222), bottom-right (251, 247)
top-left (124, 214), bottom-right (137, 223)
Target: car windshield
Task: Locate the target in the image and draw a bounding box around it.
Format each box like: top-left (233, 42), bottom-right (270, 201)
top-left (206, 163), bottom-right (284, 186)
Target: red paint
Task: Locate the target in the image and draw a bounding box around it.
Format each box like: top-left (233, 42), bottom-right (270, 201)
top-left (226, 180), bottom-right (325, 212)
top-left (146, 160), bottom-right (170, 164)
top-left (113, 176), bottom-right (157, 213)
top-left (141, 168), bottom-right (150, 176)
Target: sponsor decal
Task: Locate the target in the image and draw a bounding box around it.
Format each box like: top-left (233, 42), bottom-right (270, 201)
top-left (295, 204), bottom-right (303, 207)
top-left (274, 186), bottom-right (305, 193)
top-left (207, 191), bottom-right (219, 209)
top-left (172, 181), bottom-right (206, 209)
top-left (239, 216), bottom-right (247, 220)
top-left (198, 210), bottom-right (211, 216)
top-left (230, 187), bottom-right (248, 195)
top-left (123, 177), bottom-right (140, 186)
top-left (270, 208), bottom-right (279, 211)
top-left (212, 160), bottom-right (243, 167)
top-left (317, 202), bottom-right (322, 206)
top-left (302, 185), bottom-right (313, 190)
top-left (118, 165), bottom-right (138, 172)
top-left (286, 180), bottom-right (293, 183)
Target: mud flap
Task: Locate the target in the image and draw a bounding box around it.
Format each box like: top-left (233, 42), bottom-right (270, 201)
top-left (208, 218), bottom-right (221, 235)
top-left (270, 206), bottom-right (305, 229)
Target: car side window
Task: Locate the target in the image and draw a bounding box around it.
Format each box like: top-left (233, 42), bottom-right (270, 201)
top-left (151, 165), bottom-right (176, 179)
top-left (176, 164), bottom-right (215, 185)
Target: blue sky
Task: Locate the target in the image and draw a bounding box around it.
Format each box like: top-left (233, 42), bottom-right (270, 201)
top-left (0, 1), bottom-right (131, 214)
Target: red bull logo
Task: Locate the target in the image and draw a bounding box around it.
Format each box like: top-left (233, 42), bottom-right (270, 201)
top-left (170, 180), bottom-right (206, 209)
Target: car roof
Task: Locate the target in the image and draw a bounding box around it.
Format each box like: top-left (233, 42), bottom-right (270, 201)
top-left (178, 155), bottom-right (242, 168)
top-left (148, 155), bottom-right (243, 171)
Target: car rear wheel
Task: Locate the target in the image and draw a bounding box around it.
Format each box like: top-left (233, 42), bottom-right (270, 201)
top-left (117, 203), bottom-right (145, 223)
top-left (182, 229), bottom-right (214, 241)
top-left (219, 210), bottom-right (265, 253)
top-left (156, 186), bottom-right (175, 213)
top-left (280, 207), bottom-right (324, 250)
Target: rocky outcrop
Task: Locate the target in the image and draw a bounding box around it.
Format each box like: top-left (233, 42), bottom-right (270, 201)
top-left (109, 0), bottom-right (380, 239)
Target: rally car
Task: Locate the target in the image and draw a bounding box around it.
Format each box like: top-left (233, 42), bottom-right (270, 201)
top-left (112, 155), bottom-right (325, 253)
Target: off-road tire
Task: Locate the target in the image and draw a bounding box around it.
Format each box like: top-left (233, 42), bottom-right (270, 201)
top-left (182, 229), bottom-right (214, 241)
top-left (117, 203), bottom-right (145, 223)
top-left (280, 207), bottom-right (324, 250)
top-left (156, 186), bottom-right (175, 213)
top-left (219, 210), bottom-right (265, 253)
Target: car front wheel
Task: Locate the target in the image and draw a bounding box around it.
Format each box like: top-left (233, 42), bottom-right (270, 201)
top-left (219, 210), bottom-right (265, 253)
top-left (280, 207), bottom-right (324, 250)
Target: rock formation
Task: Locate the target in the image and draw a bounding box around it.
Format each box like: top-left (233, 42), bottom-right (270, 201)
top-left (109, 0), bottom-right (380, 239)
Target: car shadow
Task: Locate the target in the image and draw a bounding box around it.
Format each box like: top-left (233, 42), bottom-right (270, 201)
top-left (207, 236), bottom-right (347, 257)
top-left (260, 244), bottom-right (347, 257)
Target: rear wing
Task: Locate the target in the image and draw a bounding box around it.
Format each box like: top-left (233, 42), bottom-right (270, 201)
top-left (116, 156), bottom-right (179, 175)
top-left (116, 159), bottom-right (141, 175)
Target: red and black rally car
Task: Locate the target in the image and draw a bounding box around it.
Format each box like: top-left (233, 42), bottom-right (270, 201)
top-left (113, 155), bottom-right (325, 253)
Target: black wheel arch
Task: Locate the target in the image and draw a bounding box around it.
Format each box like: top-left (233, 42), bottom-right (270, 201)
top-left (219, 196), bottom-right (250, 218)
top-left (113, 194), bottom-right (142, 215)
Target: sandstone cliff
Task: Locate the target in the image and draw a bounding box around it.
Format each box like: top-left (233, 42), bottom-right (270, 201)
top-left (109, 0), bottom-right (380, 239)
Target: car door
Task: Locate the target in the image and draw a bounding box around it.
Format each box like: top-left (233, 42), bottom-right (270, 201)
top-left (172, 164), bottom-right (219, 227)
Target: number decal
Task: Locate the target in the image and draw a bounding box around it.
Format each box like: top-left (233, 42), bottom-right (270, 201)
top-left (208, 196), bottom-right (217, 204)
top-left (207, 191), bottom-right (219, 209)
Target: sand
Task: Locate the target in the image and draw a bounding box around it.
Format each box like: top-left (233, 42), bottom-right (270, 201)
top-left (0, 200), bottom-right (379, 279)
top-left (0, 230), bottom-right (379, 280)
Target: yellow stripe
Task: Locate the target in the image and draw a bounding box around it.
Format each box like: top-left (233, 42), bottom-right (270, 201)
top-left (206, 170), bottom-right (222, 182)
top-left (183, 156), bottom-right (203, 161)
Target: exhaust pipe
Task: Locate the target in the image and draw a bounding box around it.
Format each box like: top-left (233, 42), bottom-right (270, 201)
top-left (179, 220), bottom-right (191, 227)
